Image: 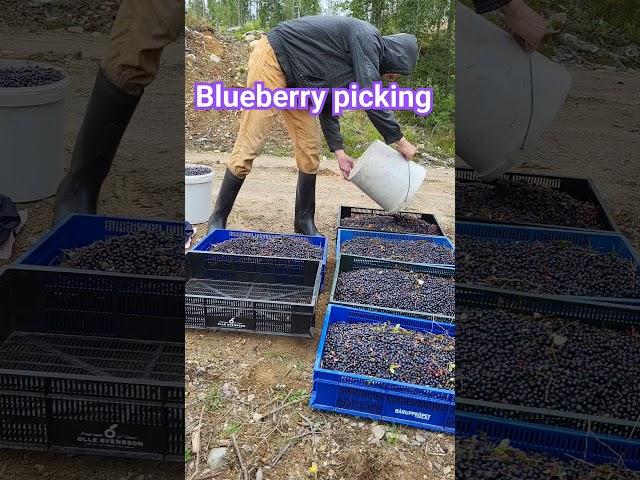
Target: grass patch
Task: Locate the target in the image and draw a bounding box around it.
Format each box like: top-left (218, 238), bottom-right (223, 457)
top-left (205, 386), bottom-right (223, 412)
top-left (185, 447), bottom-right (193, 462)
top-left (220, 422), bottom-right (243, 437)
top-left (323, 110), bottom-right (454, 161)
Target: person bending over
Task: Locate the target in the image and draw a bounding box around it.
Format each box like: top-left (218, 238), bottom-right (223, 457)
top-left (208, 15), bottom-right (420, 236)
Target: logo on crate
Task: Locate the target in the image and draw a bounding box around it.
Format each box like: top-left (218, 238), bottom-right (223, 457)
top-left (394, 408), bottom-right (431, 421)
top-left (218, 317), bottom-right (246, 329)
top-left (76, 423), bottom-right (144, 449)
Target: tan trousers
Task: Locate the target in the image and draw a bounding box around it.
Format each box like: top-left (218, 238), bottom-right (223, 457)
top-left (101, 0), bottom-right (183, 95)
top-left (228, 37), bottom-right (321, 178)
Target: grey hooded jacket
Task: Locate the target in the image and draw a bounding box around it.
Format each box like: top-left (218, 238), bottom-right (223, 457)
top-left (267, 16), bottom-right (419, 152)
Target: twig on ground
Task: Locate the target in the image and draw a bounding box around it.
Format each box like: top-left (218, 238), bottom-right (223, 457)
top-left (232, 434), bottom-right (249, 480)
top-left (255, 395), bottom-right (309, 421)
top-left (189, 403), bottom-right (207, 480)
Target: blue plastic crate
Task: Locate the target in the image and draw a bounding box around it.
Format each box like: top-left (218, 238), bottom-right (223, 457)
top-left (457, 221), bottom-right (640, 306)
top-left (336, 229), bottom-right (454, 267)
top-left (11, 214), bottom-right (184, 341)
top-left (329, 254), bottom-right (455, 323)
top-left (310, 305), bottom-right (455, 432)
top-left (192, 229), bottom-right (329, 291)
top-left (457, 412), bottom-right (640, 471)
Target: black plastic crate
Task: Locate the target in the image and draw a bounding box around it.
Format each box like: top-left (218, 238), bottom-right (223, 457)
top-left (455, 168), bottom-right (618, 232)
top-left (457, 285), bottom-right (640, 464)
top-left (185, 252), bottom-right (322, 337)
top-left (329, 254), bottom-right (455, 323)
top-left (0, 270), bottom-right (184, 461)
top-left (336, 206), bottom-right (445, 237)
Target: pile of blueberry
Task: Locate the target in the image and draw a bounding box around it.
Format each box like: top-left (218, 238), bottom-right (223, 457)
top-left (341, 213), bottom-right (440, 235)
top-left (341, 237), bottom-right (454, 265)
top-left (59, 230), bottom-right (184, 276)
top-left (209, 235), bottom-right (322, 260)
top-left (456, 437), bottom-right (638, 479)
top-left (335, 268), bottom-right (455, 317)
top-left (457, 236), bottom-right (640, 299)
top-left (323, 321), bottom-right (454, 389)
top-left (456, 179), bottom-right (606, 229)
top-left (185, 165), bottom-right (212, 176)
top-left (457, 307), bottom-right (640, 427)
top-left (0, 65), bottom-right (65, 88)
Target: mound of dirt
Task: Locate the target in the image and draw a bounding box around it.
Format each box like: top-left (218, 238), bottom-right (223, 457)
top-left (185, 26), bottom-right (293, 155)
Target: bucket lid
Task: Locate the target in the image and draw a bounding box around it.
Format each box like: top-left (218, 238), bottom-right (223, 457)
top-left (0, 60), bottom-right (70, 107)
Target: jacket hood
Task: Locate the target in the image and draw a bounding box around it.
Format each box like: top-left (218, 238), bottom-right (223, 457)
top-left (380, 33), bottom-right (419, 75)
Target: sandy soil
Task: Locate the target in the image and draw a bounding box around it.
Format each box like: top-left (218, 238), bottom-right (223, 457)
top-left (184, 152), bottom-right (455, 480)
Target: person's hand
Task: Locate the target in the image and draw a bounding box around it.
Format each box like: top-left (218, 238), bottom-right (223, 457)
top-left (500, 0), bottom-right (548, 52)
top-left (335, 149), bottom-right (355, 179)
top-left (395, 137), bottom-right (417, 160)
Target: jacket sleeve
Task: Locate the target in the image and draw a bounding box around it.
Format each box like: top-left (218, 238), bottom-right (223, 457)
top-left (472, 0), bottom-right (511, 14)
top-left (349, 33), bottom-right (404, 145)
top-left (319, 104), bottom-right (345, 153)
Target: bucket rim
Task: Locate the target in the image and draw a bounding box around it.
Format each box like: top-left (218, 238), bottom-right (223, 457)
top-left (0, 59), bottom-right (70, 106)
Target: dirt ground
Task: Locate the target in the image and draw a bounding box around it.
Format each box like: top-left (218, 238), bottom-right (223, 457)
top-left (184, 152), bottom-right (455, 480)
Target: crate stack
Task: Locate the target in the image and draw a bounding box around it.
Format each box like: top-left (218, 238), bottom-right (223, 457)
top-left (455, 168), bottom-right (640, 469)
top-left (1, 214), bottom-right (185, 461)
top-left (310, 205), bottom-right (456, 433)
top-left (185, 229), bottom-right (328, 337)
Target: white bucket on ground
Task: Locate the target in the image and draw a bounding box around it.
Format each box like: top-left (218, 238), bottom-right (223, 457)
top-left (348, 140), bottom-right (427, 213)
top-left (185, 165), bottom-right (215, 224)
top-left (0, 60), bottom-right (70, 202)
top-left (456, 2), bottom-right (572, 180)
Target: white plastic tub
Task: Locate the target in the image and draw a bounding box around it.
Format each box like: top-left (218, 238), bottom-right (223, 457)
top-left (456, 2), bottom-right (572, 180)
top-left (348, 140), bottom-right (427, 213)
top-left (185, 164), bottom-right (215, 224)
top-left (0, 60), bottom-right (70, 202)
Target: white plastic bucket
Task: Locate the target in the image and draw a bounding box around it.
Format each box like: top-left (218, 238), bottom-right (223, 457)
top-left (0, 60), bottom-right (70, 202)
top-left (456, 2), bottom-right (572, 180)
top-left (185, 164), bottom-right (215, 224)
top-left (348, 140), bottom-right (427, 213)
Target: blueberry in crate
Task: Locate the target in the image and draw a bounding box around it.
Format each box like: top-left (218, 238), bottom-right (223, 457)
top-left (192, 229), bottom-right (328, 290)
top-left (457, 286), bottom-right (640, 452)
top-left (337, 229), bottom-right (454, 266)
top-left (457, 222), bottom-right (640, 305)
top-left (0, 269), bottom-right (184, 461)
top-left (455, 168), bottom-right (617, 232)
top-left (338, 205), bottom-right (444, 236)
top-left (323, 321), bottom-right (455, 390)
top-left (456, 426), bottom-right (640, 476)
top-left (330, 255), bottom-right (455, 321)
top-left (185, 251), bottom-right (322, 337)
top-left (311, 305), bottom-right (455, 432)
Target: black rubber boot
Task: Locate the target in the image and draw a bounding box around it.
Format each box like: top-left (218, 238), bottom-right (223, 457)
top-left (207, 169), bottom-right (244, 233)
top-left (53, 70), bottom-right (142, 223)
top-left (294, 171), bottom-right (322, 236)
